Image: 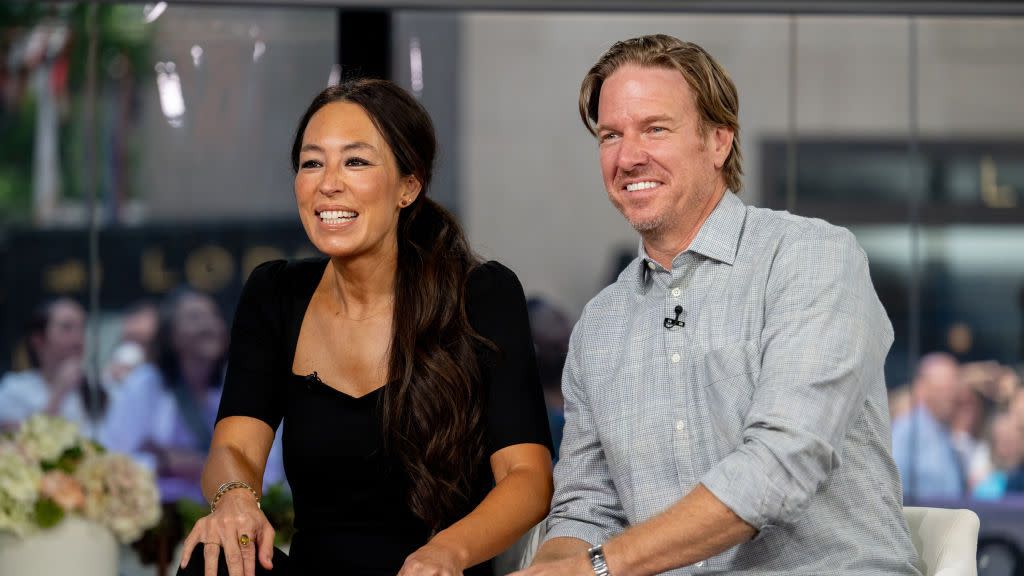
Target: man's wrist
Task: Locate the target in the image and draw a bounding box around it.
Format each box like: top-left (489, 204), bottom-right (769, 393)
top-left (587, 544), bottom-right (611, 576)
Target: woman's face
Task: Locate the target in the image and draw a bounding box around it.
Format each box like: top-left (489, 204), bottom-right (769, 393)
top-left (34, 300), bottom-right (86, 369)
top-left (172, 293), bottom-right (226, 365)
top-left (294, 101), bottom-right (420, 261)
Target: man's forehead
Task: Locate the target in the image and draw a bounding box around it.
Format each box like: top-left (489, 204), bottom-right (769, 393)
top-left (596, 73), bottom-right (692, 130)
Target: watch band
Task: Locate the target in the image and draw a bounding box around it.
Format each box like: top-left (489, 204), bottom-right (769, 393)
top-left (588, 544), bottom-right (611, 576)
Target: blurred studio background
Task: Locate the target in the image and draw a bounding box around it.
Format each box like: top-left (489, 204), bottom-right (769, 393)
top-left (0, 1), bottom-right (1022, 574)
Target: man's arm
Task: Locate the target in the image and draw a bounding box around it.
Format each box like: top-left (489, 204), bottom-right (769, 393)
top-left (517, 484), bottom-right (753, 576)
top-left (532, 324), bottom-right (628, 560)
top-left (520, 228), bottom-right (890, 576)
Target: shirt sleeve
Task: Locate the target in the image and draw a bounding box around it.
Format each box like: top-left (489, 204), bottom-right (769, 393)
top-left (700, 226), bottom-right (894, 530)
top-left (216, 260), bottom-right (289, 430)
top-left (544, 319), bottom-right (628, 545)
top-left (465, 261), bottom-right (553, 455)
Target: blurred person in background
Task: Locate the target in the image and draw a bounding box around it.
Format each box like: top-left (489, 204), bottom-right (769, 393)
top-left (973, 412), bottom-right (1024, 499)
top-left (0, 297), bottom-right (103, 436)
top-left (105, 299), bottom-right (159, 385)
top-left (526, 297), bottom-right (574, 461)
top-left (892, 352), bottom-right (965, 499)
top-left (101, 287), bottom-right (232, 503)
top-left (889, 384), bottom-right (913, 422)
top-left (950, 383), bottom-right (993, 491)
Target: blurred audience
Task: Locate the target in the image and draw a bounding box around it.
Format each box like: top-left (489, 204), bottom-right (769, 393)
top-left (526, 297), bottom-right (573, 461)
top-left (0, 297), bottom-right (104, 436)
top-left (100, 287), bottom-right (285, 504)
top-left (100, 288), bottom-right (229, 503)
top-left (951, 384), bottom-right (993, 491)
top-left (105, 300), bottom-right (158, 385)
top-left (888, 385), bottom-right (912, 422)
top-left (892, 352), bottom-right (965, 500)
top-left (973, 412), bottom-right (1024, 499)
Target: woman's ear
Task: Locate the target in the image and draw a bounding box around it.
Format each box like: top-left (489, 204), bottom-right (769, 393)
top-left (399, 175), bottom-right (422, 208)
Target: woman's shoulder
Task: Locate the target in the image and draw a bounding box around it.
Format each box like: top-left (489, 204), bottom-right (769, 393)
top-left (467, 260), bottom-right (524, 295)
top-left (466, 260), bottom-right (527, 313)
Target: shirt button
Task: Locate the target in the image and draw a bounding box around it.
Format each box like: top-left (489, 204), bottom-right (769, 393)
top-left (671, 287), bottom-right (681, 297)
top-left (647, 260), bottom-right (656, 270)
top-left (676, 420), bottom-right (685, 431)
top-left (696, 561), bottom-right (705, 567)
top-left (671, 353), bottom-right (680, 363)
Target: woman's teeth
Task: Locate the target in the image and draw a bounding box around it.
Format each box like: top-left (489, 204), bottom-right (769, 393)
top-left (319, 210), bottom-right (357, 223)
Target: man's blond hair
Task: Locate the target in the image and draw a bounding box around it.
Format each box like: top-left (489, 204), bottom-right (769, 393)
top-left (580, 34), bottom-right (743, 193)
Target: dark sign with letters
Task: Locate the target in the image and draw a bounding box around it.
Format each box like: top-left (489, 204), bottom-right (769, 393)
top-left (1, 221), bottom-right (314, 372)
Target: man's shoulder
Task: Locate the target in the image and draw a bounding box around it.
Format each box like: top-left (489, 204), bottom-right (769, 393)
top-left (743, 203), bottom-right (859, 251)
top-left (738, 204), bottom-right (869, 280)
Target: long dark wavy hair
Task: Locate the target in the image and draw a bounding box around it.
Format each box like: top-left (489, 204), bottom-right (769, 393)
top-left (291, 79), bottom-right (487, 532)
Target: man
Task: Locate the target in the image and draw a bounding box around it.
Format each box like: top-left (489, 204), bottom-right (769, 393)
top-left (892, 352), bottom-right (967, 500)
top-left (515, 35), bottom-right (920, 575)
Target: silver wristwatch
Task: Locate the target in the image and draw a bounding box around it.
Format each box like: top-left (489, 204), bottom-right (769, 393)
top-left (587, 544), bottom-right (611, 576)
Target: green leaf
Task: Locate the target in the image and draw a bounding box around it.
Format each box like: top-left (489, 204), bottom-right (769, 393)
top-left (34, 498), bottom-right (65, 529)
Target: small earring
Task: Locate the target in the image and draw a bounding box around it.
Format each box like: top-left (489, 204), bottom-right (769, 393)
top-left (400, 199), bottom-right (410, 207)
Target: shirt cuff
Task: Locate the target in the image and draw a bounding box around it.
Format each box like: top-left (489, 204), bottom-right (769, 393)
top-left (700, 449), bottom-right (788, 531)
top-left (543, 517), bottom-right (607, 547)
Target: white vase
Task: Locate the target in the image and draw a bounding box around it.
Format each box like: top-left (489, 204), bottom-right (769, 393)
top-left (0, 515), bottom-right (118, 576)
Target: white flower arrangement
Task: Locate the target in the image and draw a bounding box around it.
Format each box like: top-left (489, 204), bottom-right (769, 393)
top-left (0, 414), bottom-right (161, 543)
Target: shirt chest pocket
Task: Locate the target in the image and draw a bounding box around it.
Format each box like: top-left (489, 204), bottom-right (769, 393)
top-left (700, 339), bottom-right (761, 460)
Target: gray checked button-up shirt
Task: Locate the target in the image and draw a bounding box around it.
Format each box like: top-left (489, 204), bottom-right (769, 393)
top-left (545, 192), bottom-right (922, 575)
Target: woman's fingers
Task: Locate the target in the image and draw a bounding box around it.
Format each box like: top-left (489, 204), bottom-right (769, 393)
top-left (237, 527), bottom-right (258, 576)
top-left (258, 521), bottom-right (276, 569)
top-left (203, 542), bottom-right (221, 576)
top-left (179, 517), bottom-right (208, 569)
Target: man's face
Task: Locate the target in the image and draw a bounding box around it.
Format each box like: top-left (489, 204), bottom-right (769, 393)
top-left (596, 64), bottom-right (730, 238)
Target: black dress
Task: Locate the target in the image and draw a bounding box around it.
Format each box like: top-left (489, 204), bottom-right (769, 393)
top-left (214, 258), bottom-right (552, 576)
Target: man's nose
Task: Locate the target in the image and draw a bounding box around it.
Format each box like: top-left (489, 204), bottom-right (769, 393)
top-left (617, 132), bottom-right (649, 171)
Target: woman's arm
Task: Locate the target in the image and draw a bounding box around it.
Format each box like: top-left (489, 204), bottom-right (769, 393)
top-left (180, 415), bottom-right (277, 576)
top-left (200, 415), bottom-right (275, 501)
top-left (399, 442), bottom-right (553, 575)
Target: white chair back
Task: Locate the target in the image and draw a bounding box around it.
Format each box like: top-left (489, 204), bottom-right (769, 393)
top-left (904, 506), bottom-right (980, 576)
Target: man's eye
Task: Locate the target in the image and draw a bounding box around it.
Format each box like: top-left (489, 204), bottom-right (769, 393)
top-left (599, 133), bottom-right (619, 143)
top-left (300, 159), bottom-right (322, 169)
top-left (650, 126), bottom-right (666, 133)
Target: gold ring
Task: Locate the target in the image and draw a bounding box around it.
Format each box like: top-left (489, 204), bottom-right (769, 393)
top-left (238, 534), bottom-right (251, 547)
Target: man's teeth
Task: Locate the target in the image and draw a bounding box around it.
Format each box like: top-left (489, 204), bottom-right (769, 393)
top-left (319, 210), bottom-right (357, 222)
top-left (626, 181), bottom-right (659, 192)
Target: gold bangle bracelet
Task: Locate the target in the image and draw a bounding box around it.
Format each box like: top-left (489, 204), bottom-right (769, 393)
top-left (210, 480), bottom-right (260, 512)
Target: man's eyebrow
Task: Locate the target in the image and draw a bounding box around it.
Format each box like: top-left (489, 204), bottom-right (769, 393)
top-left (596, 115), bottom-right (675, 133)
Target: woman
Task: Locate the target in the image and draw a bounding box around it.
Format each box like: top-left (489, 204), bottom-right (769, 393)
top-left (0, 298), bottom-right (102, 436)
top-left (102, 288), bottom-right (231, 503)
top-left (179, 79), bottom-right (553, 576)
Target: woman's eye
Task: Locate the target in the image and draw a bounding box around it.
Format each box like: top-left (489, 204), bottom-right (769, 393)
top-left (345, 157), bottom-right (371, 167)
top-left (300, 159), bottom-right (322, 169)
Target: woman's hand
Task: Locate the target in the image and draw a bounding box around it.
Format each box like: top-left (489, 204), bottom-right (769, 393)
top-left (397, 541), bottom-right (466, 576)
top-left (179, 490), bottom-right (275, 576)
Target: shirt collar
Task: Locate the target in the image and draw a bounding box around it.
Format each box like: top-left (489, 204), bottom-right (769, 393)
top-left (632, 191), bottom-right (746, 287)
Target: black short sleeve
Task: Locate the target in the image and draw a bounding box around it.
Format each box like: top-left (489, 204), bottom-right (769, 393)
top-left (216, 260), bottom-right (289, 429)
top-left (466, 261), bottom-right (553, 456)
